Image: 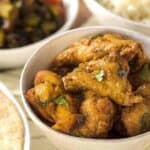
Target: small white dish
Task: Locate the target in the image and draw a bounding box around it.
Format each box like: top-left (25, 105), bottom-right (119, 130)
top-left (20, 26), bottom-right (150, 150)
top-left (0, 0), bottom-right (79, 69)
top-left (0, 82), bottom-right (30, 150)
top-left (83, 0), bottom-right (150, 36)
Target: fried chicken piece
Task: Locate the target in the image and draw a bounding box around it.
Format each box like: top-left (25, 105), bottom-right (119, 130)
top-left (52, 94), bottom-right (84, 134)
top-left (121, 84), bottom-right (150, 136)
top-left (26, 70), bottom-right (64, 122)
top-left (72, 91), bottom-right (116, 138)
top-left (121, 100), bottom-right (150, 136)
top-left (52, 106), bottom-right (84, 134)
top-left (34, 70), bottom-right (63, 85)
top-left (63, 58), bottom-right (143, 106)
top-left (26, 86), bottom-right (83, 130)
top-left (34, 70), bottom-right (64, 99)
top-left (135, 84), bottom-right (150, 99)
top-left (26, 88), bottom-right (56, 123)
top-left (129, 62), bottom-right (150, 89)
top-left (52, 34), bottom-right (146, 72)
top-left (26, 70), bottom-right (84, 132)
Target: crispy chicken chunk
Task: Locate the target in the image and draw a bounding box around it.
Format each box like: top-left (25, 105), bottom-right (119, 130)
top-left (73, 91), bottom-right (116, 138)
top-left (52, 94), bottom-right (84, 133)
top-left (129, 62), bottom-right (150, 89)
top-left (34, 70), bottom-right (63, 85)
top-left (122, 82), bottom-right (150, 136)
top-left (26, 70), bottom-right (64, 122)
top-left (26, 87), bottom-right (83, 131)
top-left (63, 58), bottom-right (143, 106)
top-left (34, 70), bottom-right (64, 100)
top-left (25, 33), bottom-right (150, 139)
top-left (26, 88), bottom-right (56, 123)
top-left (53, 34), bottom-right (146, 72)
top-left (135, 84), bottom-right (150, 99)
top-left (121, 100), bottom-right (150, 136)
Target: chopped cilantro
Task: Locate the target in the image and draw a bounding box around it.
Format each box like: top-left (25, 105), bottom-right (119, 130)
top-left (94, 70), bottom-right (105, 82)
top-left (54, 95), bottom-right (68, 108)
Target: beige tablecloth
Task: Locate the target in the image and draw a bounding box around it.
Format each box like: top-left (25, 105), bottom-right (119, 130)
top-left (0, 15), bottom-right (99, 150)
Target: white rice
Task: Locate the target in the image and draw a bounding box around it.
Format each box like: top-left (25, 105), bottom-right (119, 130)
top-left (98, 0), bottom-right (150, 25)
top-left (0, 92), bottom-right (24, 150)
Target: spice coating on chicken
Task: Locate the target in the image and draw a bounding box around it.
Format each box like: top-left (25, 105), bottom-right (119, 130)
top-left (25, 33), bottom-right (150, 138)
top-left (121, 100), bottom-right (150, 136)
top-left (63, 58), bottom-right (143, 106)
top-left (73, 91), bottom-right (116, 138)
top-left (53, 34), bottom-right (146, 72)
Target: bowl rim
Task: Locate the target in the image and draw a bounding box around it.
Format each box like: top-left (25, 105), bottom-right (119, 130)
top-left (85, 0), bottom-right (150, 29)
top-left (0, 0), bottom-right (79, 52)
top-left (0, 82), bottom-right (30, 150)
top-left (20, 26), bottom-right (150, 144)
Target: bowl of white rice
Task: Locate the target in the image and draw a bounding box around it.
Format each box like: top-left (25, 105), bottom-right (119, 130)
top-left (83, 0), bottom-right (150, 36)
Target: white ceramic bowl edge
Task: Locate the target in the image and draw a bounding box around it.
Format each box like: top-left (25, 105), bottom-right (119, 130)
top-left (0, 82), bottom-right (30, 150)
top-left (83, 0), bottom-right (150, 36)
top-left (20, 26), bottom-right (150, 150)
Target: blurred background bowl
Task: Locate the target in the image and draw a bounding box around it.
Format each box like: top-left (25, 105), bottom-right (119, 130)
top-left (0, 82), bottom-right (30, 150)
top-left (83, 0), bottom-right (150, 36)
top-left (0, 0), bottom-right (79, 69)
top-left (20, 26), bottom-right (150, 150)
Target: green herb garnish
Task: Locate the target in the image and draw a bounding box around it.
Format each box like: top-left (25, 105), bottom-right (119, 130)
top-left (94, 70), bottom-right (105, 82)
top-left (141, 113), bottom-right (150, 132)
top-left (139, 63), bottom-right (150, 81)
top-left (54, 95), bottom-right (68, 108)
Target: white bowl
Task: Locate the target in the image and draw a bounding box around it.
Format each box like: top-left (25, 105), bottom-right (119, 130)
top-left (0, 82), bottom-right (30, 150)
top-left (20, 26), bottom-right (150, 150)
top-left (83, 0), bottom-right (150, 36)
top-left (0, 0), bottom-right (79, 69)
